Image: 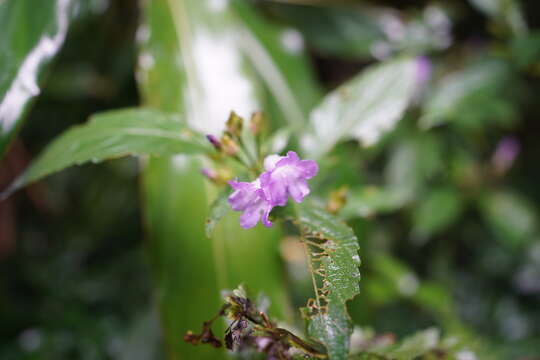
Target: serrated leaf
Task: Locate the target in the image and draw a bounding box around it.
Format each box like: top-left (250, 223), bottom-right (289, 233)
top-left (302, 57), bottom-right (417, 159)
top-left (205, 190), bottom-right (230, 238)
top-left (4, 108), bottom-right (207, 195)
top-left (295, 202), bottom-right (361, 360)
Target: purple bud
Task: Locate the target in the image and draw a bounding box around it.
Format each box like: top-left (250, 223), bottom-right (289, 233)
top-left (201, 168), bottom-right (217, 180)
top-left (206, 134), bottom-right (221, 150)
top-left (415, 56), bottom-right (432, 87)
top-left (492, 137), bottom-right (520, 175)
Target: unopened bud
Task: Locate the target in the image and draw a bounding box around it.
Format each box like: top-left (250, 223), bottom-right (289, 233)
top-left (249, 111), bottom-right (266, 135)
top-left (226, 111), bottom-right (243, 137)
top-left (201, 167), bottom-right (232, 185)
top-left (221, 134), bottom-right (239, 156)
top-left (206, 134), bottom-right (221, 150)
top-left (201, 168), bottom-right (217, 181)
top-left (326, 186), bottom-right (348, 214)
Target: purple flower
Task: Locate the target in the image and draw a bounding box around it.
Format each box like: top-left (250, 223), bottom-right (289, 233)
top-left (492, 136), bottom-right (520, 175)
top-left (206, 134), bottom-right (221, 150)
top-left (228, 179), bottom-right (273, 229)
top-left (260, 151), bottom-right (318, 206)
top-left (227, 151), bottom-right (318, 229)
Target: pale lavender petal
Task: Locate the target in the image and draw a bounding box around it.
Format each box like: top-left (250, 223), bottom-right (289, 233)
top-left (263, 154), bottom-right (283, 171)
top-left (240, 206), bottom-right (261, 229)
top-left (260, 171), bottom-right (288, 206)
top-left (298, 159), bottom-right (318, 178)
top-left (228, 180), bottom-right (258, 211)
top-left (288, 178), bottom-right (310, 203)
top-left (260, 151), bottom-right (318, 207)
top-left (228, 179), bottom-right (274, 228)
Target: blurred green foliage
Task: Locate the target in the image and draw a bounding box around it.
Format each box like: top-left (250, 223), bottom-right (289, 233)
top-left (2, 0), bottom-right (540, 359)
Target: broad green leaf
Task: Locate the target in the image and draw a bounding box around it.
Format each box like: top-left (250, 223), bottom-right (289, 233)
top-left (138, 1), bottom-right (300, 358)
top-left (469, 0), bottom-right (527, 35)
top-left (479, 190), bottom-right (538, 248)
top-left (138, 0), bottom-right (320, 136)
top-left (411, 187), bottom-right (464, 244)
top-left (296, 202), bottom-right (361, 360)
top-left (349, 327), bottom-right (473, 360)
top-left (4, 108), bottom-right (207, 196)
top-left (205, 189), bottom-right (230, 238)
top-left (232, 0), bottom-right (322, 129)
top-left (384, 134), bottom-right (443, 206)
top-left (511, 31), bottom-right (540, 68)
top-left (340, 186), bottom-right (407, 219)
top-left (270, 5), bottom-right (385, 59)
top-left (302, 57), bottom-right (417, 159)
top-left (0, 0), bottom-right (78, 157)
top-left (141, 156), bottom-right (226, 360)
top-left (380, 328), bottom-right (440, 360)
top-left (277, 5), bottom-right (451, 59)
top-left (420, 60), bottom-right (515, 130)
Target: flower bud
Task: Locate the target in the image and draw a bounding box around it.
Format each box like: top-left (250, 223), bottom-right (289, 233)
top-left (326, 186), bottom-right (348, 214)
top-left (201, 168), bottom-right (217, 181)
top-left (221, 134), bottom-right (239, 156)
top-left (249, 111), bottom-right (266, 135)
top-left (226, 111), bottom-right (243, 137)
top-left (206, 134), bottom-right (221, 150)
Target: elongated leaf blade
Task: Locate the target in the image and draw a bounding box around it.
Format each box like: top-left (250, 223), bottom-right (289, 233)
top-left (138, 1), bottom-right (303, 358)
top-left (296, 202), bottom-right (361, 360)
top-left (302, 57), bottom-right (417, 159)
top-left (232, 0), bottom-right (322, 129)
top-left (4, 108), bottom-right (207, 195)
top-left (0, 0), bottom-right (77, 157)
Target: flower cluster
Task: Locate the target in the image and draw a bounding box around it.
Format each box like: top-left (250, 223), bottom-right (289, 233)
top-left (228, 151), bottom-right (318, 229)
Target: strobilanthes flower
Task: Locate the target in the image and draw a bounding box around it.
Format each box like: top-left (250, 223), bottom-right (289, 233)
top-left (228, 179), bottom-right (273, 229)
top-left (259, 151), bottom-right (318, 207)
top-left (227, 151), bottom-right (318, 229)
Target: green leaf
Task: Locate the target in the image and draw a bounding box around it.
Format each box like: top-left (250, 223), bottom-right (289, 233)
top-left (302, 57), bottom-right (417, 159)
top-left (479, 190), bottom-right (538, 248)
top-left (340, 186), bottom-right (407, 219)
top-left (420, 59), bottom-right (515, 130)
top-left (295, 202), bottom-right (361, 360)
top-left (232, 0), bottom-right (322, 129)
top-left (4, 108), bottom-right (207, 196)
top-left (0, 0), bottom-right (78, 157)
top-left (205, 190), bottom-right (230, 238)
top-left (138, 1), bottom-right (296, 358)
top-left (381, 328), bottom-right (440, 360)
top-left (383, 133), bottom-right (443, 207)
top-left (469, 0), bottom-right (527, 35)
top-left (411, 187), bottom-right (464, 244)
top-left (277, 6), bottom-right (385, 59)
